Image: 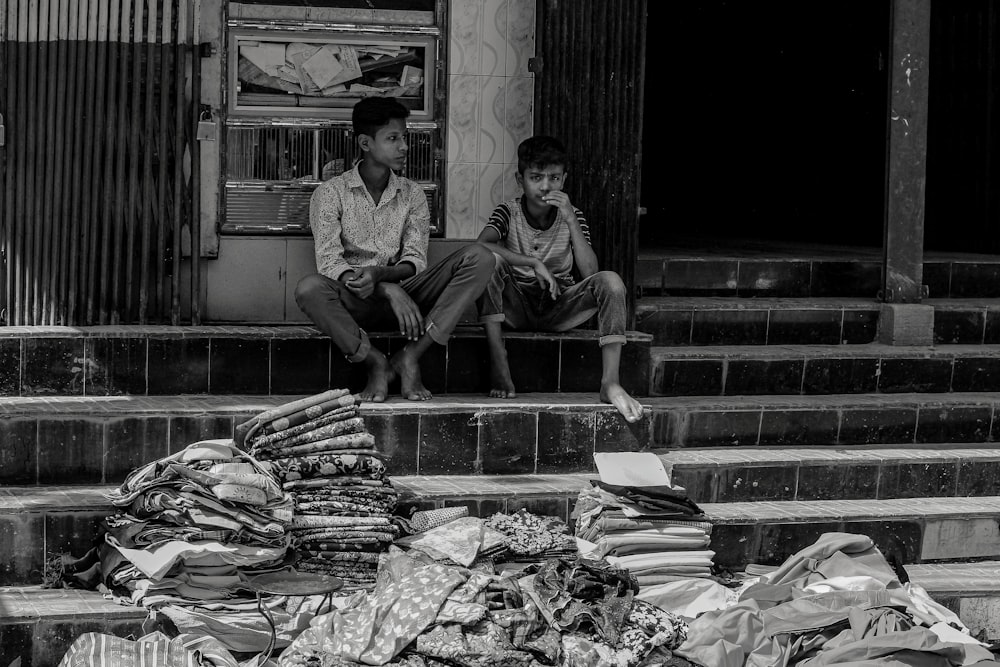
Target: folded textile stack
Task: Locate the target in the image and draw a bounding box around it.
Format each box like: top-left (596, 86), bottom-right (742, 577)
top-left (100, 439), bottom-right (294, 611)
top-left (236, 389), bottom-right (399, 591)
top-left (572, 480), bottom-right (715, 587)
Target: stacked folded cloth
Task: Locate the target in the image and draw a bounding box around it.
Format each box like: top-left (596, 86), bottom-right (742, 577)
top-left (236, 389), bottom-right (399, 592)
top-left (572, 480), bottom-right (715, 587)
top-left (94, 439), bottom-right (298, 653)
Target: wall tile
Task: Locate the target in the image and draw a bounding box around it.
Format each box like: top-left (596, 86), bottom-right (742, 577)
top-left (767, 309), bottom-right (843, 345)
top-left (22, 337), bottom-right (85, 396)
top-left (85, 337), bottom-right (147, 396)
top-left (753, 521), bottom-right (841, 567)
top-left (169, 416), bottom-right (235, 453)
top-left (690, 310), bottom-right (768, 345)
top-left (952, 358), bottom-right (1000, 392)
top-left (713, 465), bottom-right (797, 501)
top-left (758, 409), bottom-right (839, 446)
top-left (481, 0), bottom-right (508, 76)
top-left (0, 338), bottom-right (20, 396)
top-left (418, 412), bottom-right (479, 474)
top-left (725, 359), bottom-right (804, 395)
top-left (0, 418), bottom-right (37, 484)
top-left (37, 419), bottom-right (104, 484)
top-left (841, 309), bottom-right (879, 343)
top-left (736, 261), bottom-right (811, 297)
top-left (877, 358), bottom-right (954, 393)
top-left (447, 162), bottom-right (481, 238)
top-left (477, 76), bottom-right (507, 164)
top-left (448, 75), bottom-right (482, 163)
top-left (635, 309), bottom-right (692, 346)
top-left (0, 514), bottom-right (44, 585)
top-left (838, 408), bottom-right (917, 445)
top-left (797, 464), bottom-right (879, 500)
top-left (448, 0), bottom-right (482, 75)
top-left (537, 411), bottom-right (594, 473)
top-left (271, 337), bottom-right (330, 395)
top-left (680, 410), bottom-right (761, 447)
top-left (802, 357), bottom-right (879, 395)
top-left (105, 417), bottom-right (170, 483)
top-left (367, 412), bottom-right (419, 476)
top-left (503, 76), bottom-right (533, 163)
top-left (879, 462), bottom-right (958, 498)
top-left (505, 0), bottom-right (535, 77)
top-left (147, 338), bottom-right (210, 394)
top-left (935, 309), bottom-right (985, 345)
top-left (44, 512), bottom-right (107, 569)
top-left (478, 163), bottom-right (507, 229)
top-left (210, 338), bottom-right (270, 394)
top-left (445, 337), bottom-right (491, 393)
top-left (595, 410), bottom-right (651, 452)
top-left (916, 406), bottom-right (991, 443)
top-left (480, 411), bottom-right (537, 473)
top-left (652, 359), bottom-right (723, 397)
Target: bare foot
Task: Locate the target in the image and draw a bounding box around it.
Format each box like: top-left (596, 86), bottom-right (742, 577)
top-left (390, 346), bottom-right (432, 401)
top-left (600, 382), bottom-right (644, 423)
top-left (489, 351), bottom-right (517, 398)
top-left (357, 351), bottom-right (395, 403)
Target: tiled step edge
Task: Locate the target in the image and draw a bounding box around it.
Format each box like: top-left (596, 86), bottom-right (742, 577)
top-left (659, 446), bottom-right (1000, 503)
top-left (10, 392), bottom-right (1000, 486)
top-left (0, 325), bottom-right (652, 399)
top-left (650, 343), bottom-right (1000, 396)
top-left (3, 562), bottom-right (1000, 667)
top-left (9, 483), bottom-right (1000, 574)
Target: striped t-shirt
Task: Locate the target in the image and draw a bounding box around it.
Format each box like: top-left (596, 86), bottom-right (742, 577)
top-left (485, 196), bottom-right (591, 287)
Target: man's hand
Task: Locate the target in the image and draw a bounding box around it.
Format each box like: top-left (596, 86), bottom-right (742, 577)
top-left (379, 283), bottom-right (425, 341)
top-left (345, 267), bottom-right (382, 299)
top-left (533, 259), bottom-right (561, 300)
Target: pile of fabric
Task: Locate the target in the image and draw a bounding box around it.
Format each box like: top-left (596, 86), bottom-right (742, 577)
top-left (99, 439), bottom-right (299, 652)
top-left (671, 532), bottom-right (1000, 667)
top-left (236, 388), bottom-right (399, 592)
top-left (572, 480), bottom-right (715, 587)
top-left (278, 545), bottom-right (693, 667)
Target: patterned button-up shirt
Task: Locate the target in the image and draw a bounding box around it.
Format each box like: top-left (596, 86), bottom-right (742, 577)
top-left (309, 163), bottom-right (430, 281)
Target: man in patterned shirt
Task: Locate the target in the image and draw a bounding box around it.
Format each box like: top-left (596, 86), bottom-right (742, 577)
top-left (475, 135), bottom-right (644, 423)
top-left (296, 97), bottom-right (495, 402)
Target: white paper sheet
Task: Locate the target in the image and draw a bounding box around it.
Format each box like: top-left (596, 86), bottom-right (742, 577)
top-left (594, 451), bottom-right (672, 487)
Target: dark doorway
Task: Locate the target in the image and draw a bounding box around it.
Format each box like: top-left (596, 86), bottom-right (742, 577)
top-left (640, 0), bottom-right (891, 249)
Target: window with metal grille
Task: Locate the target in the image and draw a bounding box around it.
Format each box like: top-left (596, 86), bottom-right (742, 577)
top-left (223, 124), bottom-right (440, 234)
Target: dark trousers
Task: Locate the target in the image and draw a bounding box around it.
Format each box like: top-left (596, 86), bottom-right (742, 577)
top-left (295, 244), bottom-right (495, 361)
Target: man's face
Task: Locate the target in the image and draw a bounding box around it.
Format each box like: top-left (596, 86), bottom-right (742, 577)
top-left (518, 163), bottom-right (567, 207)
top-left (361, 118), bottom-right (408, 172)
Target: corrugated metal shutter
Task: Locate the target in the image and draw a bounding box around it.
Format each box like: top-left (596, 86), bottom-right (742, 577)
top-left (0, 0), bottom-right (199, 325)
top-left (533, 0), bottom-right (647, 323)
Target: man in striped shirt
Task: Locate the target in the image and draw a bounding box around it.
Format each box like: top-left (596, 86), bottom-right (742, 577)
top-left (476, 136), bottom-right (644, 423)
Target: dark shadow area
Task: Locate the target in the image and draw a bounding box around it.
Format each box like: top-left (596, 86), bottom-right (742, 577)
top-left (640, 0), bottom-right (891, 249)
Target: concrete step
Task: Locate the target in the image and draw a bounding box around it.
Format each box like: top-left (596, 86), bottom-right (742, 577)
top-left (9, 482), bottom-right (1000, 583)
top-left (0, 477), bottom-right (593, 586)
top-left (636, 251), bottom-right (1000, 299)
top-left (708, 496), bottom-right (1000, 570)
top-left (0, 325), bottom-right (651, 398)
top-left (5, 561), bottom-right (1000, 666)
top-left (635, 296), bottom-right (1000, 347)
top-left (634, 296), bottom-right (879, 346)
top-left (5, 392), bottom-right (1000, 485)
top-left (650, 343), bottom-right (1000, 397)
top-left (660, 445), bottom-right (1000, 503)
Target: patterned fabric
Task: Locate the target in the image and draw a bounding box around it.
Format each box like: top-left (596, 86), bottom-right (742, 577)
top-left (249, 405), bottom-right (358, 449)
top-left (252, 418), bottom-right (368, 454)
top-left (486, 196), bottom-right (590, 287)
top-left (233, 389), bottom-right (354, 447)
top-left (259, 440), bottom-right (378, 462)
top-left (409, 506), bottom-right (469, 533)
top-left (310, 163), bottom-right (430, 281)
top-left (266, 453), bottom-right (387, 482)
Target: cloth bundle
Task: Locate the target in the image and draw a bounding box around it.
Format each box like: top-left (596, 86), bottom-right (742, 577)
top-left (573, 480), bottom-right (716, 586)
top-left (237, 389), bottom-right (399, 591)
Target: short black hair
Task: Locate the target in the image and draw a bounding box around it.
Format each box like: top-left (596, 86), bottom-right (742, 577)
top-left (517, 135), bottom-right (567, 174)
top-left (352, 96), bottom-right (410, 138)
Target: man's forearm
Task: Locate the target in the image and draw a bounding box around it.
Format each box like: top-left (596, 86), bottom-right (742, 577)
top-left (479, 241), bottom-right (537, 268)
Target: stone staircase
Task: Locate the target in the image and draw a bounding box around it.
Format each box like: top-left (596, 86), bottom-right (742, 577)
top-left (7, 239), bottom-right (1000, 663)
